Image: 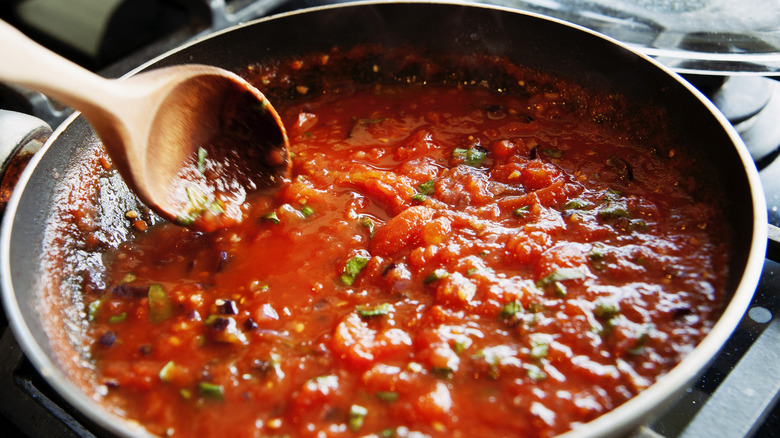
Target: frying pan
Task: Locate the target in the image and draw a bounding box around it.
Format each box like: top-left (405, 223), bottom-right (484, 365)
top-left (0, 2), bottom-right (768, 437)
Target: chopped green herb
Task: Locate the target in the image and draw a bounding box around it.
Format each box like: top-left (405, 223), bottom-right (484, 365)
top-left (535, 268), bottom-right (584, 288)
top-left (376, 391), bottom-right (400, 402)
top-left (527, 302), bottom-right (545, 313)
top-left (264, 211), bottom-right (280, 224)
top-left (588, 244), bottom-right (607, 271)
top-left (530, 343), bottom-right (549, 360)
top-left (349, 404), bottom-right (368, 432)
top-left (631, 219), bottom-right (648, 231)
top-left (176, 215), bottom-right (194, 227)
top-left (593, 298), bottom-right (621, 319)
top-left (599, 202), bottom-right (631, 219)
top-left (148, 284), bottom-right (173, 324)
top-left (473, 346), bottom-right (515, 380)
top-left (529, 334), bottom-right (551, 360)
top-left (431, 366), bottom-right (454, 379)
top-left (604, 188), bottom-right (622, 199)
top-left (211, 199), bottom-right (225, 214)
top-left (513, 206), bottom-right (530, 218)
top-left (179, 388), bottom-right (192, 400)
top-left (340, 254), bottom-right (370, 286)
top-left (541, 147), bottom-right (563, 158)
top-left (186, 186), bottom-right (207, 208)
top-left (380, 428), bottom-right (396, 437)
top-left (499, 300), bottom-right (523, 318)
top-left (452, 338), bottom-right (472, 354)
top-left (424, 268), bottom-right (449, 284)
top-left (357, 303), bottom-right (393, 318)
top-left (197, 382), bottom-right (224, 400)
top-left (588, 244), bottom-right (605, 262)
top-left (628, 324), bottom-right (653, 355)
top-left (565, 198), bottom-right (591, 210)
top-left (411, 193), bottom-right (427, 202)
top-left (417, 179), bottom-right (435, 195)
top-left (176, 186), bottom-right (225, 226)
top-left (300, 205), bottom-right (314, 217)
top-left (197, 147), bottom-right (207, 174)
top-left (87, 299), bottom-right (101, 322)
top-left (203, 314), bottom-right (221, 326)
top-left (359, 216), bottom-right (375, 237)
top-left (525, 364), bottom-right (547, 381)
top-left (452, 147), bottom-right (487, 167)
top-left (108, 312), bottom-right (127, 324)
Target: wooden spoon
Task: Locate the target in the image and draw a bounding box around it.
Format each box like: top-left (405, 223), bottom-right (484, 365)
top-left (0, 20), bottom-right (290, 232)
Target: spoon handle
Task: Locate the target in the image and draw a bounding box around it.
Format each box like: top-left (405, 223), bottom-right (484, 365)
top-left (0, 20), bottom-right (118, 115)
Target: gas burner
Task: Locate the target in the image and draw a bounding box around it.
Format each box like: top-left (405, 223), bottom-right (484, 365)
top-left (683, 74), bottom-right (780, 227)
top-left (685, 75), bottom-right (780, 168)
top-left (719, 77), bottom-right (780, 169)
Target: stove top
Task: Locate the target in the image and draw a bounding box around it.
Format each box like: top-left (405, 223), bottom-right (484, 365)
top-left (1, 1), bottom-right (779, 437)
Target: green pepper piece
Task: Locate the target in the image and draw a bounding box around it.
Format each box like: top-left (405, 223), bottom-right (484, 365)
top-left (452, 147), bottom-right (486, 167)
top-left (499, 300), bottom-right (523, 318)
top-left (417, 179), bottom-right (435, 195)
top-left (513, 206), bottom-right (530, 218)
top-left (594, 298), bottom-right (621, 319)
top-left (264, 211), bottom-right (280, 224)
top-left (376, 391), bottom-right (400, 402)
top-left (565, 198), bottom-right (591, 210)
top-left (541, 147), bottom-right (563, 158)
top-left (108, 312), bottom-right (127, 324)
top-left (357, 303), bottom-right (393, 318)
top-left (148, 284), bottom-right (173, 323)
top-left (197, 382), bottom-right (224, 400)
top-left (359, 216), bottom-right (375, 237)
top-left (526, 364), bottom-right (547, 381)
top-left (340, 255), bottom-right (370, 286)
top-left (452, 338), bottom-right (472, 354)
top-left (300, 205), bottom-right (314, 217)
top-left (87, 299), bottom-right (102, 322)
top-left (349, 404), bottom-right (368, 431)
top-left (424, 268), bottom-right (449, 284)
top-left (197, 147), bottom-right (207, 174)
top-left (535, 268), bottom-right (584, 288)
top-left (599, 203), bottom-right (631, 219)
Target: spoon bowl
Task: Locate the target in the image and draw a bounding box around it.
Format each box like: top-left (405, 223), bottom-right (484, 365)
top-left (0, 20), bottom-right (290, 231)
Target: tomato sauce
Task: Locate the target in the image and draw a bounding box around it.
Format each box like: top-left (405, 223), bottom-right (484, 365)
top-left (83, 58), bottom-right (729, 438)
